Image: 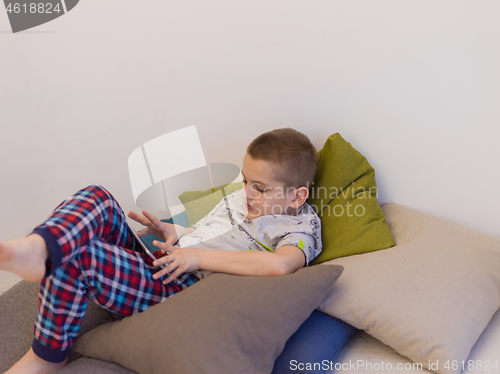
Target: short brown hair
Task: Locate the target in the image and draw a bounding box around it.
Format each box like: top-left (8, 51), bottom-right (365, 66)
top-left (246, 128), bottom-right (317, 189)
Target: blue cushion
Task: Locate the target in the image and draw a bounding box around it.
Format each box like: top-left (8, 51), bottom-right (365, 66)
top-left (272, 310), bottom-right (357, 374)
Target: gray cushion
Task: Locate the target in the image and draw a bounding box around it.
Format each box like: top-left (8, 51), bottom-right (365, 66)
top-left (73, 265), bottom-right (343, 374)
top-left (0, 280), bottom-right (38, 372)
top-left (57, 357), bottom-right (138, 374)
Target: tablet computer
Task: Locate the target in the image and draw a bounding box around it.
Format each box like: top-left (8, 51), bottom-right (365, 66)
top-left (128, 223), bottom-right (166, 268)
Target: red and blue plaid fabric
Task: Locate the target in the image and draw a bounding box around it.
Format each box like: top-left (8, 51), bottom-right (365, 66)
top-left (30, 185), bottom-right (198, 362)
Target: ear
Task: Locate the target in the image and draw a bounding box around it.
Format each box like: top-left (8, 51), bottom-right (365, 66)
top-left (289, 187), bottom-right (309, 209)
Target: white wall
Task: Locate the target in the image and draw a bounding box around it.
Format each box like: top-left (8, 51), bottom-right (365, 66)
top-left (1, 0), bottom-right (499, 240)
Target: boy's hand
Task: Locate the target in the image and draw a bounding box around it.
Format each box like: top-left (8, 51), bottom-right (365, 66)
top-left (152, 241), bottom-right (201, 285)
top-left (127, 210), bottom-right (190, 245)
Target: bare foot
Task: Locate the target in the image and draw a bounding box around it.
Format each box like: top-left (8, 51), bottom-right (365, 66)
top-left (5, 348), bottom-right (68, 374)
top-left (0, 234), bottom-right (48, 282)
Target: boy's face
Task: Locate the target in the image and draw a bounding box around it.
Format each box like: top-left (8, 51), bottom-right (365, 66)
top-left (241, 154), bottom-right (296, 220)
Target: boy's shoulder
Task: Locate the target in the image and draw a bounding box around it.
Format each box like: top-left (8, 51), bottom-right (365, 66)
top-left (248, 202), bottom-right (321, 238)
top-left (282, 202), bottom-right (321, 235)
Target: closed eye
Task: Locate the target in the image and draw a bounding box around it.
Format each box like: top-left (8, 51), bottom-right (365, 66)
top-left (243, 179), bottom-right (266, 193)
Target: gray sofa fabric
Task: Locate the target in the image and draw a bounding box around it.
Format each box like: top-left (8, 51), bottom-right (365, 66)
top-left (0, 280), bottom-right (136, 374)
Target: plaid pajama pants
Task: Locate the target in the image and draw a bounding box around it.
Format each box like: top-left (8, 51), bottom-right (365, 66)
top-left (29, 185), bottom-right (199, 363)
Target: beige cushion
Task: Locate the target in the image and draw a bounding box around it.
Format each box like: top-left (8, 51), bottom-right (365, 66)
top-left (73, 265), bottom-right (343, 374)
top-left (318, 203), bottom-right (500, 374)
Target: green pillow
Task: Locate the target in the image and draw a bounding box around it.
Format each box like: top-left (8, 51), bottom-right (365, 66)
top-left (178, 182), bottom-right (243, 226)
top-left (307, 133), bottom-right (395, 263)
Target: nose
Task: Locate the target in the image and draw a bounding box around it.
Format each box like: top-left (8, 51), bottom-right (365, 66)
top-left (243, 184), bottom-right (256, 200)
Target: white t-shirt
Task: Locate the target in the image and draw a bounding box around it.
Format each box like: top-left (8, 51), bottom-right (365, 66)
top-left (176, 189), bottom-right (322, 279)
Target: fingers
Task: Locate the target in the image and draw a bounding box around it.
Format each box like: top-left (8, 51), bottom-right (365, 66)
top-left (162, 267), bottom-right (186, 285)
top-left (136, 229), bottom-right (149, 238)
top-left (127, 211), bottom-right (150, 226)
top-left (151, 241), bottom-right (175, 281)
top-left (128, 210), bottom-right (162, 229)
top-left (151, 244), bottom-right (196, 285)
top-left (141, 210), bottom-right (163, 227)
top-left (153, 240), bottom-right (172, 253)
top-left (152, 258), bottom-right (173, 277)
top-left (152, 253), bottom-right (182, 285)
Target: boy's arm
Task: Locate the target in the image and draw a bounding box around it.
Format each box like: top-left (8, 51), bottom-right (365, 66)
top-left (151, 242), bottom-right (306, 285)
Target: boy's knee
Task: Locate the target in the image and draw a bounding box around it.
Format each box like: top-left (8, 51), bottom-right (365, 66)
top-left (83, 185), bottom-right (107, 193)
top-left (79, 185), bottom-right (113, 198)
top-left (71, 185), bottom-right (119, 207)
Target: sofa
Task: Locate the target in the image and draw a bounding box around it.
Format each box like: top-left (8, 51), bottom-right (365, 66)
top-left (1, 133), bottom-right (499, 374)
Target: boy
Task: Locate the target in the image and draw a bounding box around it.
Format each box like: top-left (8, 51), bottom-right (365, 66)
top-left (0, 128), bottom-right (322, 374)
